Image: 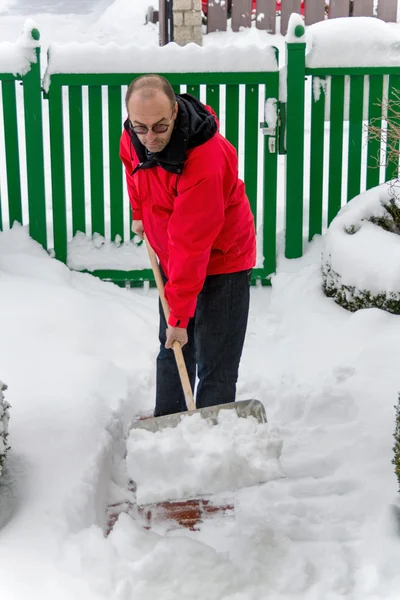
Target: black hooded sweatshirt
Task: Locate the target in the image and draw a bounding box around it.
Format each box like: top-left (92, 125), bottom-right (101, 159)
top-left (124, 93), bottom-right (218, 175)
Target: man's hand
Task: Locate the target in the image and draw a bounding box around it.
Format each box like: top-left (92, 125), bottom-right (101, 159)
top-left (132, 219), bottom-right (144, 240)
top-left (165, 326), bottom-right (188, 349)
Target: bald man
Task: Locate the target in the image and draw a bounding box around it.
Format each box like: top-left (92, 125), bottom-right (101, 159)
top-left (120, 74), bottom-right (256, 417)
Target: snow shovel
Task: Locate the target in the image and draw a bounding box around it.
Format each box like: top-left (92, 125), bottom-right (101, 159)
top-left (125, 238), bottom-right (284, 527)
top-left (131, 235), bottom-right (267, 434)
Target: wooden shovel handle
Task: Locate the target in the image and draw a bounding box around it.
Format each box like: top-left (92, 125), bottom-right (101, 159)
top-left (144, 235), bottom-right (196, 412)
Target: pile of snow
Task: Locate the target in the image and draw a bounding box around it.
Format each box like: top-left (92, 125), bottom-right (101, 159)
top-left (86, 0), bottom-right (160, 46)
top-left (127, 410), bottom-right (284, 504)
top-left (1, 225), bottom-right (400, 598)
top-left (0, 0), bottom-right (16, 17)
top-left (67, 232), bottom-right (149, 271)
top-left (0, 380), bottom-right (10, 477)
top-left (286, 13), bottom-right (306, 44)
top-left (0, 17), bottom-right (39, 75)
top-left (322, 181), bottom-right (400, 313)
top-left (0, 222), bottom-right (156, 534)
top-left (307, 17), bottom-right (400, 68)
top-left (43, 39), bottom-right (278, 90)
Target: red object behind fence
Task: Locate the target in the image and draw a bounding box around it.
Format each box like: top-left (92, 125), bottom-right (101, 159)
top-left (201, 0), bottom-right (305, 17)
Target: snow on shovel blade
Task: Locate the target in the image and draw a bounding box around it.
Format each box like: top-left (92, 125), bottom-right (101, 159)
top-left (127, 404), bottom-right (284, 506)
top-left (130, 399), bottom-right (267, 434)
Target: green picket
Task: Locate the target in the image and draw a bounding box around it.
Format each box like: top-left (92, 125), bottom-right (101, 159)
top-left (23, 46), bottom-right (47, 249)
top-left (309, 76), bottom-right (326, 240)
top-left (225, 84), bottom-right (239, 152)
top-left (48, 85), bottom-right (67, 262)
top-left (286, 43), bottom-right (306, 258)
top-left (347, 75), bottom-right (364, 202)
top-left (366, 74), bottom-right (383, 189)
top-left (68, 86), bottom-right (86, 235)
top-left (108, 86), bottom-right (124, 242)
top-left (187, 84), bottom-right (200, 99)
top-left (206, 84), bottom-right (220, 120)
top-left (244, 84), bottom-right (259, 227)
top-left (262, 80), bottom-right (279, 282)
top-left (327, 76), bottom-right (345, 225)
top-left (2, 80), bottom-right (22, 227)
top-left (88, 86), bottom-right (105, 236)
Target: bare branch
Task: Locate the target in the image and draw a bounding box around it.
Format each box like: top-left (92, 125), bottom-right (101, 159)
top-left (367, 90), bottom-right (400, 178)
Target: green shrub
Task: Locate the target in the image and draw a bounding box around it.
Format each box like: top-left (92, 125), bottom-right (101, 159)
top-left (322, 260), bottom-right (400, 314)
top-left (369, 198), bottom-right (400, 234)
top-left (393, 394), bottom-right (400, 492)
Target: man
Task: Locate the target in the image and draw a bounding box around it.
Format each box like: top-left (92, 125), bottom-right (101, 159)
top-left (120, 74), bottom-right (256, 417)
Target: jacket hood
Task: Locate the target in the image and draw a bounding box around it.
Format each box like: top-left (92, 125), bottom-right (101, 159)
top-left (124, 93), bottom-right (218, 175)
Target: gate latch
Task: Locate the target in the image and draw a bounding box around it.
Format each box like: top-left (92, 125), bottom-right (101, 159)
top-left (259, 122), bottom-right (276, 154)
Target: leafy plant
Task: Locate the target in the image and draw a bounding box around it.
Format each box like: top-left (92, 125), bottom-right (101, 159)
top-left (0, 382), bottom-right (10, 477)
top-left (393, 394), bottom-right (400, 492)
top-left (322, 260), bottom-right (400, 314)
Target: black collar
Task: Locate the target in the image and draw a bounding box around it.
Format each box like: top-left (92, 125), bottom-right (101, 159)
top-left (124, 94), bottom-right (217, 176)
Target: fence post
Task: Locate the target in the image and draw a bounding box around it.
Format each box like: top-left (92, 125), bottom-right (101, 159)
top-left (159, 0), bottom-right (174, 45)
top-left (285, 18), bottom-right (306, 259)
top-left (377, 0), bottom-right (398, 22)
top-left (22, 27), bottom-right (47, 250)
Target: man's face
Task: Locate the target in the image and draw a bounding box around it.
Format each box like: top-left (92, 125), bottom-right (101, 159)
top-left (127, 89), bottom-right (178, 154)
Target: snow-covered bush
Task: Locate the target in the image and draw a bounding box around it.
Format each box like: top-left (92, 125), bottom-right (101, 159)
top-left (393, 394), bottom-right (400, 493)
top-left (322, 181), bottom-right (400, 314)
top-left (0, 381), bottom-right (10, 477)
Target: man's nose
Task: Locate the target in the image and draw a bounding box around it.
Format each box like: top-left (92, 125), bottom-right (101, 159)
top-left (146, 129), bottom-right (157, 141)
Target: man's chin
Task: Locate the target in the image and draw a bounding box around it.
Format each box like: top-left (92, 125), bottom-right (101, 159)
top-left (146, 144), bottom-right (163, 153)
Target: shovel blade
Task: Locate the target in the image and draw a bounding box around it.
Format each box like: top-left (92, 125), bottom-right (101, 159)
top-left (131, 398), bottom-right (267, 433)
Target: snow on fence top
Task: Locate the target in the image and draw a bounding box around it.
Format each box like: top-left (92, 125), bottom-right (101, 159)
top-left (286, 13), bottom-right (306, 44)
top-left (306, 17), bottom-right (400, 69)
top-left (43, 40), bottom-right (278, 89)
top-left (0, 19), bottom-right (39, 76)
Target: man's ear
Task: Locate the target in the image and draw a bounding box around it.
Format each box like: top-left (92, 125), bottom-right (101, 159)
top-left (173, 101), bottom-right (178, 120)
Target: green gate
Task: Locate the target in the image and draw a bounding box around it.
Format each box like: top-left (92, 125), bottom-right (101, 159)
top-left (284, 23), bottom-right (400, 259)
top-left (43, 49), bottom-right (280, 286)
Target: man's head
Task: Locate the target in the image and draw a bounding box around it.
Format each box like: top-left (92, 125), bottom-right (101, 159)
top-left (125, 75), bottom-right (178, 154)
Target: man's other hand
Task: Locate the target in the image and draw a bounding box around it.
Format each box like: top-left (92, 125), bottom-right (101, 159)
top-left (132, 219), bottom-right (144, 240)
top-left (165, 326), bottom-right (188, 349)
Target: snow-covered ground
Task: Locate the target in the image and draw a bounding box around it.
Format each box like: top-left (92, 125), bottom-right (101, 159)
top-left (0, 0), bottom-right (285, 53)
top-left (1, 222), bottom-right (400, 600)
top-left (0, 0), bottom-right (160, 50)
top-left (1, 1), bottom-right (400, 599)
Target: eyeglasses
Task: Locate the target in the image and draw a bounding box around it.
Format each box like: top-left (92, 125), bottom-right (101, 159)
top-left (129, 111), bottom-right (174, 135)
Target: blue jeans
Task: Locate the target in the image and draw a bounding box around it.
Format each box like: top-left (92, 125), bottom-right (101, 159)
top-left (155, 269), bottom-right (251, 416)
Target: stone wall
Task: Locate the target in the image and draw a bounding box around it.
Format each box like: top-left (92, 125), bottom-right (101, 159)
top-left (173, 0), bottom-right (203, 46)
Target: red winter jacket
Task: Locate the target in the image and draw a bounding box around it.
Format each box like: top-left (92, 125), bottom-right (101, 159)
top-left (120, 94), bottom-right (256, 328)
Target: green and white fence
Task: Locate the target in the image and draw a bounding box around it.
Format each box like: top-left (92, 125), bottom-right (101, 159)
top-left (0, 18), bottom-right (399, 286)
top-left (284, 16), bottom-right (400, 258)
top-left (0, 28), bottom-right (46, 250)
